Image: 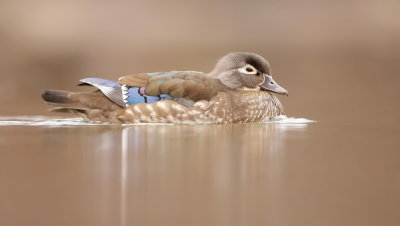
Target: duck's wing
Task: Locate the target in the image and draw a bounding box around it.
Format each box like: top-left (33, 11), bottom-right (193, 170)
top-left (118, 71), bottom-right (226, 102)
top-left (78, 71), bottom-right (226, 108)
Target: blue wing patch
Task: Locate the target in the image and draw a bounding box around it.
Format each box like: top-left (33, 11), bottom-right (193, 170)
top-left (80, 77), bottom-right (174, 107)
top-left (121, 85), bottom-right (174, 106)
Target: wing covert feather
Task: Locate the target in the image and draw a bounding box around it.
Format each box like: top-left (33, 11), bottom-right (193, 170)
top-left (118, 71), bottom-right (227, 102)
top-left (118, 73), bottom-right (149, 87)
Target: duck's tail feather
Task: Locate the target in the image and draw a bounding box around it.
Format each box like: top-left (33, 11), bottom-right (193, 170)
top-left (47, 107), bottom-right (90, 121)
top-left (41, 89), bottom-right (71, 104)
top-left (41, 89), bottom-right (123, 122)
top-left (50, 107), bottom-right (87, 113)
top-left (41, 89), bottom-right (88, 110)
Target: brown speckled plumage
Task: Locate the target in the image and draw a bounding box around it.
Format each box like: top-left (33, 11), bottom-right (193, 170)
top-left (42, 52), bottom-right (288, 124)
top-left (117, 90), bottom-right (283, 124)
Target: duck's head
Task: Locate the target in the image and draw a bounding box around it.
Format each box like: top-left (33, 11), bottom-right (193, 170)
top-left (210, 52), bottom-right (288, 95)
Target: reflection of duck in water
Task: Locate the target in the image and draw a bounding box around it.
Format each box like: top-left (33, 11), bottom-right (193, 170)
top-left (42, 52), bottom-right (288, 124)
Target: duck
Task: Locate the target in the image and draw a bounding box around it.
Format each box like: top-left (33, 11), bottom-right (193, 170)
top-left (41, 52), bottom-right (288, 124)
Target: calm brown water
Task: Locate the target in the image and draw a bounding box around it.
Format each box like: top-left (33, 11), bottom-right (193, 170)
top-left (0, 118), bottom-right (399, 226)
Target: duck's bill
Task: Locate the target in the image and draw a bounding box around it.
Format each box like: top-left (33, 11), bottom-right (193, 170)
top-left (260, 75), bottom-right (288, 95)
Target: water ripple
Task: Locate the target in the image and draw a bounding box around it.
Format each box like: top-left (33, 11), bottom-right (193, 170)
top-left (0, 115), bottom-right (315, 127)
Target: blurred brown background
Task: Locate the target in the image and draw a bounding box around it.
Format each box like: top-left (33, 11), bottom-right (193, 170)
top-left (0, 0), bottom-right (399, 124)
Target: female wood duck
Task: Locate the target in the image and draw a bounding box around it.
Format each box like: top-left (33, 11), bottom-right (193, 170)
top-left (41, 52), bottom-right (288, 124)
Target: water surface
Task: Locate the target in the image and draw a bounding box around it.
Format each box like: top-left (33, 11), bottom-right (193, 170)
top-left (0, 116), bottom-right (398, 226)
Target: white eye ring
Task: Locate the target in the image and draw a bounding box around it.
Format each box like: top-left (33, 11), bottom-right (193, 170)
top-left (238, 64), bottom-right (258, 75)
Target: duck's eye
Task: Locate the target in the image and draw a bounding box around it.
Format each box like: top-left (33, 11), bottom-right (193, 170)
top-left (245, 67), bottom-right (254, 72)
top-left (239, 65), bottom-right (258, 75)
